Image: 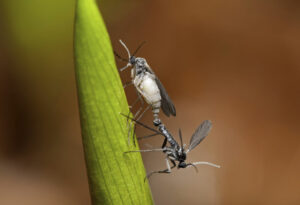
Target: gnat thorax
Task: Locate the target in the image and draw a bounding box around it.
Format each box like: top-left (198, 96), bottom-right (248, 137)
top-left (177, 149), bottom-right (187, 168)
top-left (135, 57), bottom-right (147, 68)
top-left (175, 147), bottom-right (186, 162)
top-left (133, 57), bottom-right (148, 75)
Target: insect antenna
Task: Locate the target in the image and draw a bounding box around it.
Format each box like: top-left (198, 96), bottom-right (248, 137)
top-left (119, 39), bottom-right (131, 59)
top-left (178, 128), bottom-right (183, 149)
top-left (192, 161), bottom-right (221, 168)
top-left (114, 50), bottom-right (128, 62)
top-left (132, 41), bottom-right (146, 56)
top-left (187, 163), bottom-right (199, 173)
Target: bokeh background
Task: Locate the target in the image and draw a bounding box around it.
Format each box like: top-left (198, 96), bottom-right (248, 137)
top-left (1, 0), bottom-right (300, 204)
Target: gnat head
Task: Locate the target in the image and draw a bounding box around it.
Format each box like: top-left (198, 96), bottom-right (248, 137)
top-left (116, 40), bottom-right (146, 71)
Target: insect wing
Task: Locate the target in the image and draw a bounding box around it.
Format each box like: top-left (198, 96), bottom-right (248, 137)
top-left (188, 120), bottom-right (212, 152)
top-left (155, 78), bottom-right (176, 117)
top-left (143, 63), bottom-right (176, 117)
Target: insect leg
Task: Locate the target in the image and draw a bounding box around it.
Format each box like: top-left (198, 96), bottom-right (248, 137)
top-left (135, 104), bottom-right (150, 122)
top-left (131, 91), bottom-right (145, 119)
top-left (125, 91), bottom-right (143, 127)
top-left (119, 63), bottom-right (131, 72)
top-left (120, 113), bottom-right (161, 134)
top-left (170, 159), bottom-right (176, 167)
top-left (137, 133), bottom-right (161, 141)
top-left (124, 148), bottom-right (167, 154)
top-left (125, 93), bottom-right (142, 137)
top-left (127, 92), bottom-right (144, 146)
top-left (127, 90), bottom-right (143, 127)
top-left (123, 81), bottom-right (133, 89)
top-left (129, 104), bottom-right (151, 146)
top-left (161, 137), bottom-right (167, 148)
top-left (145, 157), bottom-right (176, 181)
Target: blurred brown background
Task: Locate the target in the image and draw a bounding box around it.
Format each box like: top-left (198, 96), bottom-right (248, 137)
top-left (0, 0), bottom-right (300, 204)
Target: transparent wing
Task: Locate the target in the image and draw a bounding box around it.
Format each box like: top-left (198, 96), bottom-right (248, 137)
top-left (155, 78), bottom-right (176, 117)
top-left (187, 120), bottom-right (212, 152)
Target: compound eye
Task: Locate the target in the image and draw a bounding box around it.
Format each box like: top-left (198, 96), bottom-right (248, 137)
top-left (130, 59), bottom-right (135, 65)
top-left (129, 56), bottom-right (136, 65)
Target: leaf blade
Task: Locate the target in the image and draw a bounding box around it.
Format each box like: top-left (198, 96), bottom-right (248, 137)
top-left (74, 0), bottom-right (153, 204)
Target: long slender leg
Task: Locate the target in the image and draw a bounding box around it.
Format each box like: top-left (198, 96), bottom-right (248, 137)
top-left (131, 92), bottom-right (144, 119)
top-left (125, 88), bottom-right (143, 125)
top-left (123, 81), bottom-right (133, 89)
top-left (127, 92), bottom-right (144, 145)
top-left (124, 148), bottom-right (167, 154)
top-left (126, 91), bottom-right (143, 125)
top-left (135, 104), bottom-right (150, 122)
top-left (126, 98), bottom-right (143, 145)
top-left (170, 160), bottom-right (176, 167)
top-left (145, 157), bottom-right (176, 181)
top-left (129, 91), bottom-right (143, 110)
top-left (119, 64), bottom-right (130, 72)
top-left (137, 133), bottom-right (161, 141)
top-left (127, 103), bottom-right (149, 145)
top-left (130, 105), bottom-right (151, 146)
top-left (120, 113), bottom-right (161, 135)
top-left (137, 134), bottom-right (166, 153)
top-left (161, 138), bottom-right (167, 148)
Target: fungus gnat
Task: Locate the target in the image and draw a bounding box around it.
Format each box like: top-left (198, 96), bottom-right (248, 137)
top-left (115, 40), bottom-right (176, 127)
top-left (122, 114), bottom-right (220, 180)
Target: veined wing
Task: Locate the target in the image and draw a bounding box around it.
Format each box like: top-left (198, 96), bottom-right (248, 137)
top-left (155, 77), bottom-right (176, 117)
top-left (187, 120), bottom-right (212, 152)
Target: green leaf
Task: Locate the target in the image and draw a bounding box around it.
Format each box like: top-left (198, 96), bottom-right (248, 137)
top-left (74, 0), bottom-right (153, 204)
